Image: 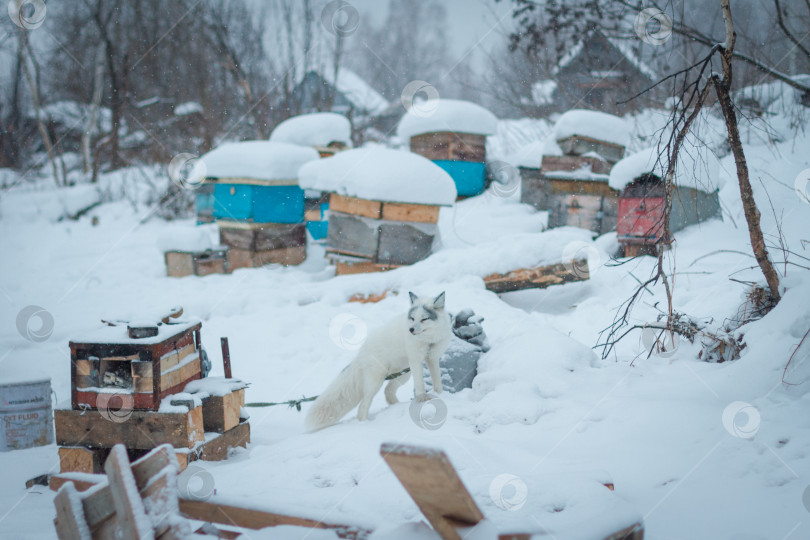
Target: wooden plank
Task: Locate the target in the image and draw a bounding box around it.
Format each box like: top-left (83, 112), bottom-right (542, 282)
top-left (49, 473), bottom-right (106, 493)
top-left (381, 202), bottom-right (440, 223)
top-left (326, 212), bottom-right (380, 259)
top-left (540, 154), bottom-right (613, 175)
top-left (82, 482), bottom-right (116, 530)
top-left (334, 261), bottom-right (399, 276)
top-left (104, 445), bottom-right (155, 540)
top-left (160, 355), bottom-right (201, 391)
top-left (304, 209), bottom-right (322, 221)
top-left (178, 498), bottom-right (369, 539)
top-left (198, 420), bottom-right (250, 461)
top-left (53, 482), bottom-right (90, 540)
top-left (484, 259), bottom-right (589, 294)
top-left (207, 176), bottom-right (298, 187)
top-left (54, 408), bottom-right (204, 450)
top-left (410, 132), bottom-right (486, 162)
top-left (201, 392), bottom-right (240, 433)
top-left (160, 344), bottom-right (196, 373)
top-left (253, 223), bottom-right (307, 251)
top-left (380, 443), bottom-right (484, 540)
top-left (348, 291), bottom-right (391, 304)
top-left (377, 222), bottom-right (436, 265)
top-left (329, 194), bottom-right (381, 219)
top-left (59, 446), bottom-right (104, 475)
top-left (218, 227), bottom-right (256, 251)
top-left (252, 245), bottom-right (306, 266)
top-left (165, 252), bottom-right (194, 278)
top-left (192, 251), bottom-right (228, 277)
top-left (546, 178), bottom-right (616, 198)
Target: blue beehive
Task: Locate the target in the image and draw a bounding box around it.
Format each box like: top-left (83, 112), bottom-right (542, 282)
top-left (397, 99), bottom-right (498, 199)
top-left (196, 141), bottom-right (319, 268)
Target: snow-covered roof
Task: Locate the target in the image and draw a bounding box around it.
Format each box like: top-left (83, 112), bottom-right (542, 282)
top-left (553, 109), bottom-right (631, 148)
top-left (396, 99), bottom-right (498, 140)
top-left (269, 113), bottom-right (352, 148)
top-left (303, 68), bottom-right (389, 116)
top-left (298, 147), bottom-right (457, 205)
top-left (195, 141), bottom-right (319, 182)
top-left (608, 144), bottom-right (724, 192)
top-left (554, 31), bottom-right (657, 81)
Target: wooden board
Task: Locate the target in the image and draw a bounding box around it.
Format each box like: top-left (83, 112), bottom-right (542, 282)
top-left (556, 135), bottom-right (626, 163)
top-left (201, 392), bottom-right (241, 433)
top-left (381, 202), bottom-right (440, 224)
top-left (381, 443), bottom-right (484, 540)
top-left (329, 194), bottom-right (382, 219)
top-left (484, 259), bottom-right (589, 294)
top-left (219, 223), bottom-right (306, 252)
top-left (59, 446), bottom-right (105, 474)
top-left (326, 212), bottom-right (380, 259)
top-left (178, 497), bottom-right (368, 539)
top-left (197, 420), bottom-right (250, 461)
top-left (159, 343), bottom-right (197, 373)
top-left (228, 245), bottom-right (307, 270)
top-left (348, 291), bottom-right (391, 304)
top-left (410, 131), bottom-right (486, 162)
top-left (334, 261), bottom-right (400, 276)
top-left (165, 251), bottom-right (195, 278)
top-left (377, 222), bottom-right (436, 266)
top-left (104, 445), bottom-right (154, 540)
top-left (54, 407), bottom-right (204, 449)
top-left (53, 483), bottom-right (90, 540)
top-left (159, 354), bottom-right (201, 391)
top-left (540, 154), bottom-right (613, 175)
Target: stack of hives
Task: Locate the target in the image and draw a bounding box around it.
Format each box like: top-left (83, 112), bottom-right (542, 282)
top-left (520, 110), bottom-right (629, 236)
top-left (53, 313), bottom-right (249, 481)
top-left (609, 145), bottom-right (722, 256)
top-left (270, 112), bottom-right (353, 241)
top-left (197, 141), bottom-right (319, 269)
top-left (397, 99), bottom-right (498, 199)
top-left (299, 148), bottom-right (457, 275)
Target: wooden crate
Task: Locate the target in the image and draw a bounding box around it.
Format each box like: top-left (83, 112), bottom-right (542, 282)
top-left (409, 131), bottom-right (486, 162)
top-left (218, 221), bottom-right (306, 251)
top-left (165, 248), bottom-right (229, 278)
top-left (228, 245), bottom-right (307, 270)
top-left (70, 321), bottom-right (202, 411)
top-left (541, 154), bottom-right (613, 175)
top-left (556, 134), bottom-right (626, 163)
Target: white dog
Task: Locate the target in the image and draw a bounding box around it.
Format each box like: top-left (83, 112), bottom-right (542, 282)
top-left (305, 292), bottom-right (451, 431)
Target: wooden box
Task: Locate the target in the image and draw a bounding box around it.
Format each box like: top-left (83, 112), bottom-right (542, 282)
top-left (165, 248), bottom-right (229, 277)
top-left (219, 221), bottom-right (307, 269)
top-left (556, 134), bottom-right (626, 163)
top-left (70, 321), bottom-right (203, 411)
top-left (409, 131), bottom-right (486, 162)
top-left (325, 194), bottom-right (441, 273)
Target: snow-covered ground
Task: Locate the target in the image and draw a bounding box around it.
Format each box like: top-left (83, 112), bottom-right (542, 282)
top-left (1, 102), bottom-right (809, 539)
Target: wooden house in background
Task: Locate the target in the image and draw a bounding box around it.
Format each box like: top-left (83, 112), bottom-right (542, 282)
top-left (552, 30), bottom-right (658, 116)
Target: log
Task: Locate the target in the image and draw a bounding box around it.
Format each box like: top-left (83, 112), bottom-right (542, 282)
top-left (483, 259), bottom-right (589, 294)
top-left (54, 407), bottom-right (205, 449)
top-left (201, 392), bottom-right (241, 433)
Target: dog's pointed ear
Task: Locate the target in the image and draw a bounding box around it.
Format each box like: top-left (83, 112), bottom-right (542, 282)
top-left (409, 291), bottom-right (418, 304)
top-left (433, 291), bottom-right (446, 309)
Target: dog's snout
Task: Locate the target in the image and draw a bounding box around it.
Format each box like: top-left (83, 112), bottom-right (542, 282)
top-left (409, 327), bottom-right (416, 334)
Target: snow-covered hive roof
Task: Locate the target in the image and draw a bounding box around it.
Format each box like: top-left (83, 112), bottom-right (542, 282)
top-left (270, 113), bottom-right (352, 148)
top-left (552, 109), bottom-right (631, 147)
top-left (609, 145), bottom-right (724, 192)
top-left (299, 147), bottom-right (457, 205)
top-left (396, 99), bottom-right (498, 141)
top-left (504, 139), bottom-right (562, 169)
top-left (195, 141), bottom-right (319, 182)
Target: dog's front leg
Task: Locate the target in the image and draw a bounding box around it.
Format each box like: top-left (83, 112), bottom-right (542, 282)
top-left (426, 346), bottom-right (443, 395)
top-left (409, 344), bottom-right (429, 401)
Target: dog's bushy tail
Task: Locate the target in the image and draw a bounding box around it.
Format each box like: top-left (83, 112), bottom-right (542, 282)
top-left (305, 363), bottom-right (363, 431)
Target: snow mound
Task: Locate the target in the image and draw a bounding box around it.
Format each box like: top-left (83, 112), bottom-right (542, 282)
top-left (504, 138), bottom-right (562, 169)
top-left (552, 109), bottom-right (630, 147)
top-left (298, 147), bottom-right (457, 205)
top-left (195, 141), bottom-right (319, 182)
top-left (270, 113), bottom-right (352, 148)
top-left (174, 102), bottom-right (203, 116)
top-left (608, 144), bottom-right (724, 192)
top-left (157, 227), bottom-right (213, 253)
top-left (397, 99), bottom-right (498, 140)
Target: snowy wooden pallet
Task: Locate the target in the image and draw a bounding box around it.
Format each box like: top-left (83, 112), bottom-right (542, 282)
top-left (52, 444), bottom-right (369, 540)
top-left (380, 443), bottom-right (644, 540)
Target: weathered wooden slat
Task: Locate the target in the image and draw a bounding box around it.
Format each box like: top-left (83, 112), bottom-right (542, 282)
top-left (326, 212), bottom-right (380, 259)
top-left (410, 132), bottom-right (486, 162)
top-left (164, 252), bottom-right (195, 278)
top-left (381, 202), bottom-right (440, 223)
top-left (178, 497), bottom-right (368, 539)
top-left (105, 445), bottom-right (155, 540)
top-left (54, 408), bottom-right (204, 450)
top-left (201, 392), bottom-right (241, 434)
top-left (53, 483), bottom-right (90, 540)
top-left (380, 443), bottom-right (484, 540)
top-left (197, 420), bottom-right (250, 461)
top-left (159, 355), bottom-right (200, 391)
top-left (540, 154), bottom-right (613, 175)
top-left (334, 261), bottom-right (399, 276)
top-left (59, 446), bottom-right (105, 474)
top-left (159, 344), bottom-right (196, 373)
top-left (329, 194), bottom-right (382, 219)
top-left (377, 222), bottom-right (436, 266)
top-left (556, 134), bottom-right (626, 163)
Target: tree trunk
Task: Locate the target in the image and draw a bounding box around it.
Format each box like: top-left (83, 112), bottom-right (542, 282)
top-left (83, 44), bottom-right (106, 175)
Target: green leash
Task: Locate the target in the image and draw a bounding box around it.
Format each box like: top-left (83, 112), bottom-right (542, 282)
top-left (245, 368), bottom-right (412, 411)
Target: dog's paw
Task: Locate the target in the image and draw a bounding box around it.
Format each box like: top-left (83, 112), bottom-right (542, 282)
top-left (414, 393), bottom-right (432, 403)
top-left (385, 396), bottom-right (398, 405)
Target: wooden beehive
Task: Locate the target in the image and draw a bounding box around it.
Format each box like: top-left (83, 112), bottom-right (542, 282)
top-left (195, 182), bottom-right (216, 224)
top-left (410, 131), bottom-right (488, 198)
top-left (520, 154), bottom-right (619, 236)
top-left (556, 134), bottom-right (626, 163)
top-left (304, 191), bottom-right (330, 241)
top-left (617, 174), bottom-right (721, 255)
top-left (326, 194), bottom-right (441, 275)
top-left (165, 247), bottom-right (229, 277)
top-left (218, 220), bottom-right (306, 269)
top-left (69, 321), bottom-right (202, 411)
